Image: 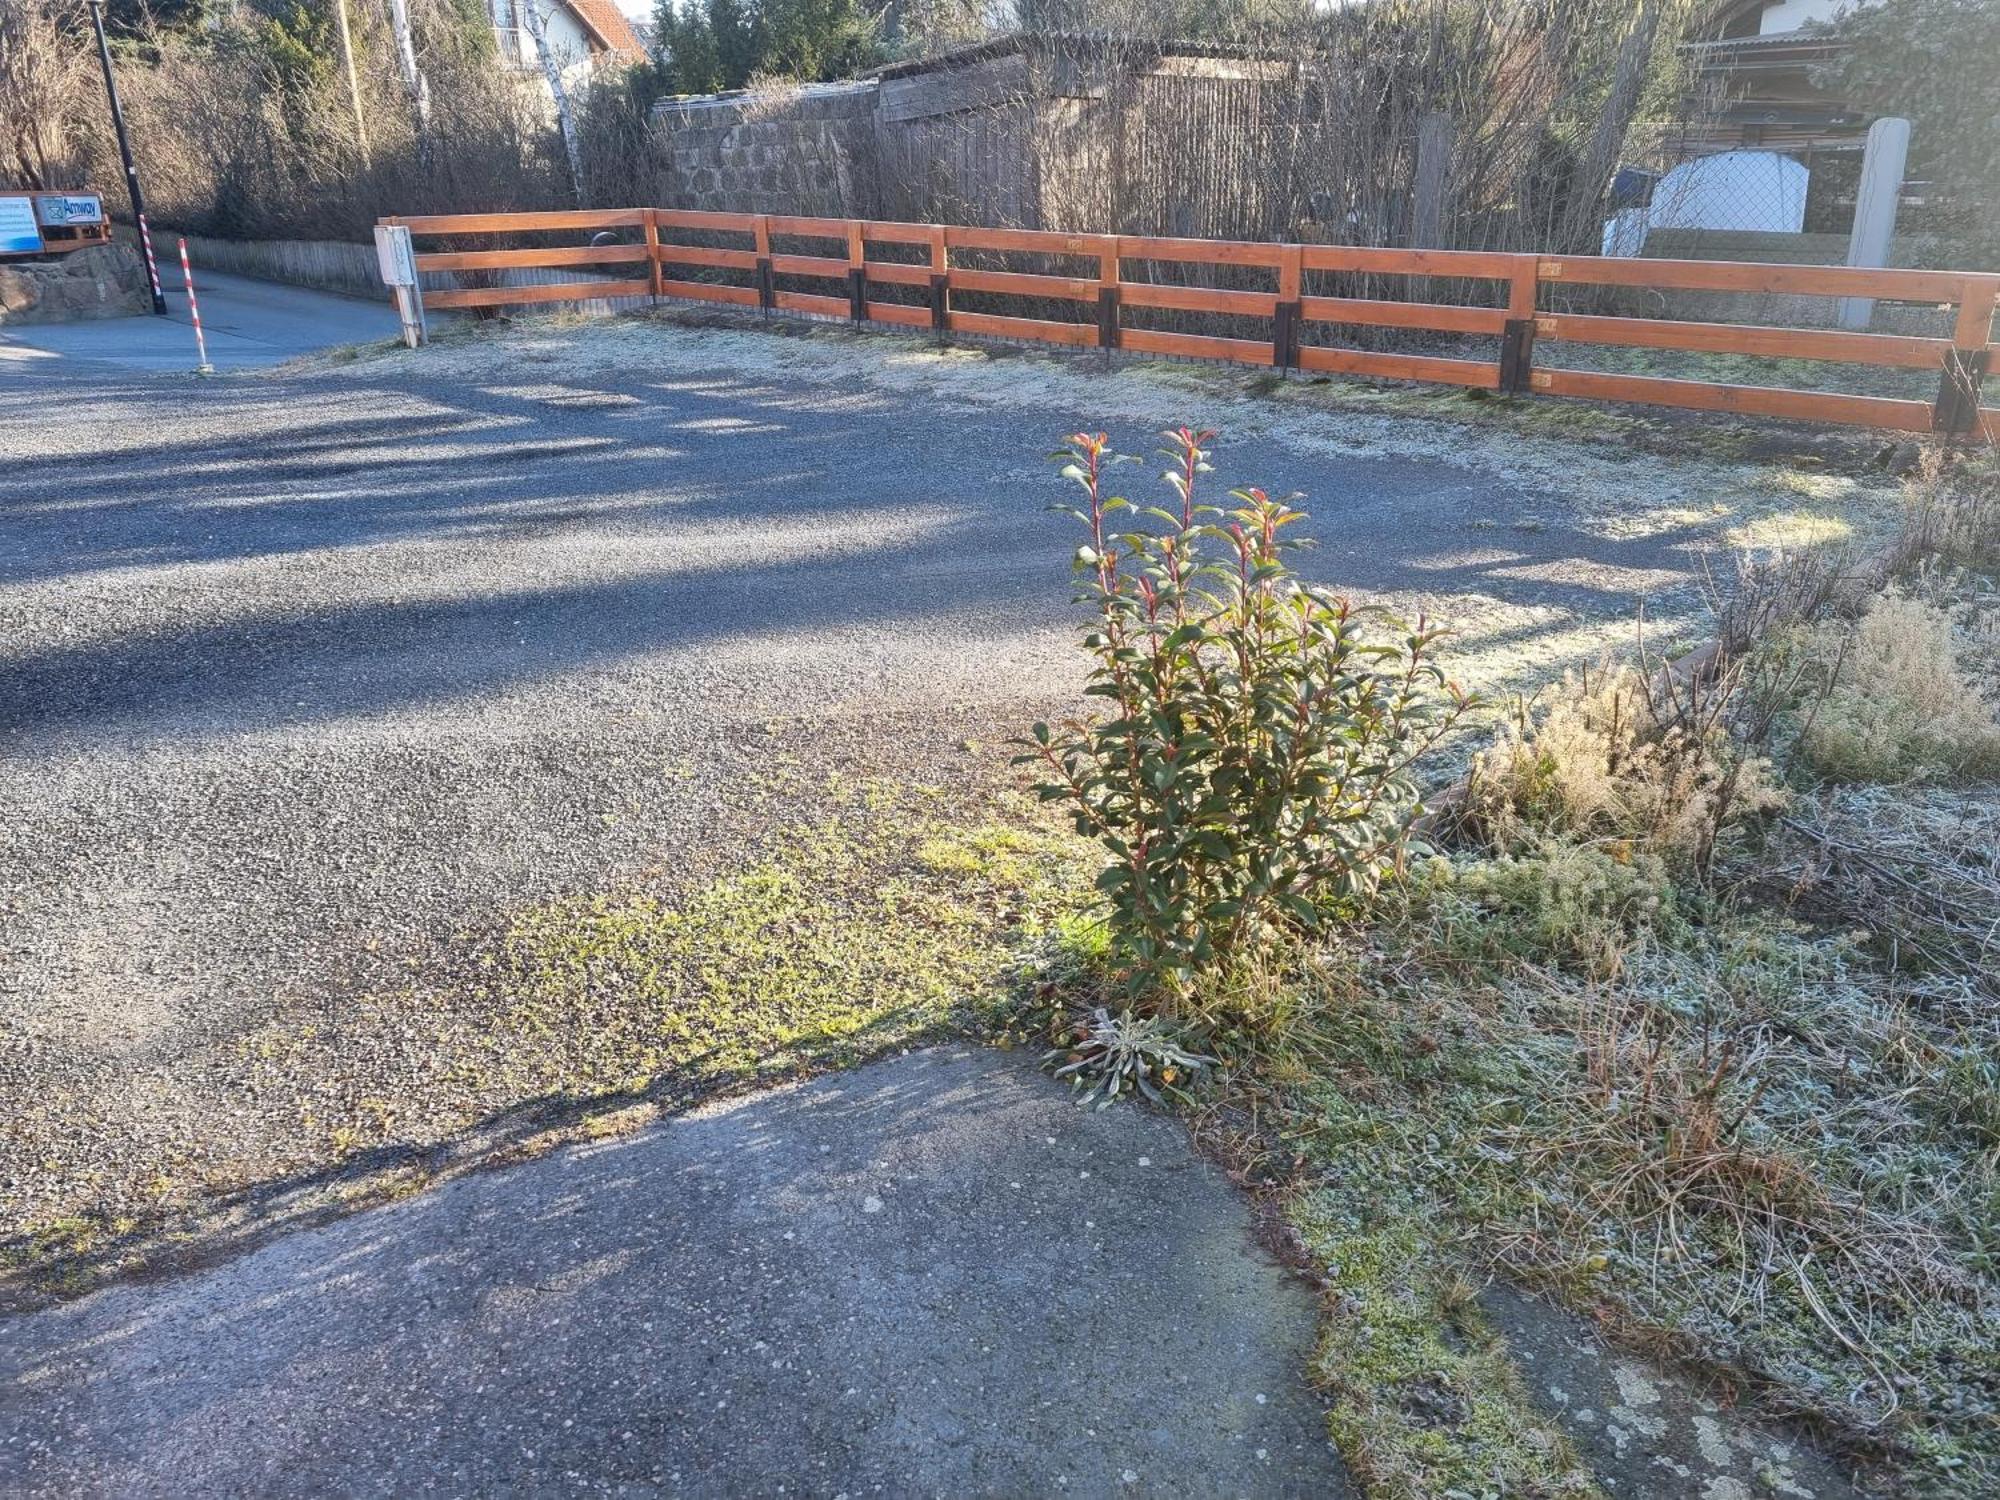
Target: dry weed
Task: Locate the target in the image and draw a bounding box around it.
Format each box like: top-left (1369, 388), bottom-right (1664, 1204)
top-left (1799, 586), bottom-right (2000, 783)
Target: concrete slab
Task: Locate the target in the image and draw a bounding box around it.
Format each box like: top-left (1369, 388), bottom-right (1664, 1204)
top-left (1482, 1284), bottom-right (1864, 1499)
top-left (0, 269), bottom-right (403, 373)
top-left (0, 1048), bottom-right (1348, 1498)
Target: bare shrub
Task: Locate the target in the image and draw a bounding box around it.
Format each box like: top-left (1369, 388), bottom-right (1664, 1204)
top-left (0, 0), bottom-right (97, 189)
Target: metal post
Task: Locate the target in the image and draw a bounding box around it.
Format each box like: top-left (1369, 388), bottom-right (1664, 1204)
top-left (177, 238), bottom-right (214, 374)
top-left (373, 223), bottom-right (426, 348)
top-left (1837, 116), bottom-right (1910, 331)
top-left (86, 0), bottom-right (166, 315)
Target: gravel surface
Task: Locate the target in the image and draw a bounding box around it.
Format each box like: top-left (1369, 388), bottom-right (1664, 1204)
top-left (0, 312), bottom-right (1903, 1294)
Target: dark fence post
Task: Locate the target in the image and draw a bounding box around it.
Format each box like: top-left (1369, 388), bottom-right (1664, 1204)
top-left (929, 226), bottom-right (949, 341)
top-left (1272, 300), bottom-right (1300, 369)
top-left (1098, 287), bottom-right (1120, 350)
top-left (1933, 349), bottom-right (1988, 437)
top-left (1499, 318), bottom-right (1536, 394)
top-left (754, 214), bottom-right (773, 315)
top-left (1501, 256), bottom-right (1540, 396)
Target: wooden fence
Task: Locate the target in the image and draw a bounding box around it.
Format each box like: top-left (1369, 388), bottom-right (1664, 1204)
top-left (379, 208), bottom-right (1999, 439)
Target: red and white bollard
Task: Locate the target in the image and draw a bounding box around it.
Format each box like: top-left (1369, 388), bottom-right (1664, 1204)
top-left (135, 211), bottom-right (165, 313)
top-left (177, 237), bottom-right (214, 375)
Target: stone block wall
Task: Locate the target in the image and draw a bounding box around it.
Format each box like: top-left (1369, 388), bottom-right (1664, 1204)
top-left (652, 81), bottom-right (881, 219)
top-left (0, 243), bottom-right (151, 326)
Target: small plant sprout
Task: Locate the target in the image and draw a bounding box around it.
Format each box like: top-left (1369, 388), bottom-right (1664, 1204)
top-left (1048, 1007), bottom-right (1216, 1109)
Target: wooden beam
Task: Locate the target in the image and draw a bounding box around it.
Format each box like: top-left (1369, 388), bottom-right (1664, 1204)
top-left (1300, 296), bottom-right (1506, 335)
top-left (1539, 254), bottom-right (1990, 303)
top-left (417, 245), bottom-right (648, 272)
top-left (1120, 327), bottom-right (1274, 365)
top-left (1120, 283), bottom-right (1276, 317)
top-left (1531, 368), bottom-right (1934, 431)
top-left (950, 267), bottom-right (1100, 301)
top-left (948, 309), bottom-right (1097, 346)
top-left (1534, 312), bottom-right (1951, 369)
top-left (396, 210), bottom-right (644, 234)
top-left (422, 278), bottom-right (652, 309)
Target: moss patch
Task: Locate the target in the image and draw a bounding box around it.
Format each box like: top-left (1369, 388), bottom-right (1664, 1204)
top-left (1, 785), bottom-right (1094, 1307)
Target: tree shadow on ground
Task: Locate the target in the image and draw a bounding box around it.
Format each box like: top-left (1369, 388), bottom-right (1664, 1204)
top-left (0, 1003), bottom-right (953, 1315)
top-left (1, 357), bottom-right (1734, 746)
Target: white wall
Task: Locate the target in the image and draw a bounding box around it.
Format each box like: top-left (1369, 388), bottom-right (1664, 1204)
top-left (491, 0), bottom-right (597, 79)
top-left (1758, 0), bottom-right (1861, 33)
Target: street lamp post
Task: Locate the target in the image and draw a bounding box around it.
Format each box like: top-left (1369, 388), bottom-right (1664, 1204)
top-left (85, 0), bottom-right (168, 316)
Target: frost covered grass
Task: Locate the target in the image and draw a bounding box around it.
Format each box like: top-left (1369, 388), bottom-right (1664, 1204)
top-left (1249, 455), bottom-right (2000, 1495)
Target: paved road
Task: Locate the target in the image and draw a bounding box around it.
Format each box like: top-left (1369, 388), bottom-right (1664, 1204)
top-left (3, 317), bottom-right (1732, 1085)
top-left (0, 1047), bottom-right (1349, 1498)
top-left (0, 268), bottom-right (404, 372)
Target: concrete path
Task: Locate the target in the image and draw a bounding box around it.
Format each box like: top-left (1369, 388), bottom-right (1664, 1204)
top-left (0, 1048), bottom-right (1347, 1499)
top-left (0, 269), bottom-right (403, 372)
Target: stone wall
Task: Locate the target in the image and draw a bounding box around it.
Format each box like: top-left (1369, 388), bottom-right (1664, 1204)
top-left (0, 243), bottom-right (150, 326)
top-left (652, 81), bottom-right (882, 219)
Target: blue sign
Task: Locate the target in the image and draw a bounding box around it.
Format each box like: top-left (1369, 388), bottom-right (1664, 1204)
top-left (0, 196), bottom-right (42, 255)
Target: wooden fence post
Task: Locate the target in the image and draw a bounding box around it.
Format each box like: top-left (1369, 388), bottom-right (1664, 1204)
top-left (929, 224), bottom-right (949, 339)
top-left (1500, 255), bottom-right (1538, 394)
top-left (755, 214), bottom-right (774, 315)
top-left (1935, 276), bottom-right (1996, 436)
top-left (643, 209), bottom-right (662, 304)
top-left (847, 220), bottom-right (866, 323)
top-left (1274, 243), bottom-right (1303, 370)
top-left (1098, 238), bottom-right (1121, 352)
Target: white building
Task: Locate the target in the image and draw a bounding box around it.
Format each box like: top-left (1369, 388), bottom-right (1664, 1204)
top-left (489, 0), bottom-right (643, 82)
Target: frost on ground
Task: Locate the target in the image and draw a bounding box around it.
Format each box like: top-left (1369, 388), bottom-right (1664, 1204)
top-left (317, 310), bottom-right (1908, 711)
top-left (0, 308), bottom-right (1912, 1315)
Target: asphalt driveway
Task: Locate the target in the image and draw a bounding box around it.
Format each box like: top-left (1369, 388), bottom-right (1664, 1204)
top-left (0, 312), bottom-right (1867, 1212)
top-left (0, 305), bottom-right (1889, 1490)
top-left (0, 267), bottom-right (406, 373)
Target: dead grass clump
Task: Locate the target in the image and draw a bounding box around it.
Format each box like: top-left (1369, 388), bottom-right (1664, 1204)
top-left (1765, 783), bottom-right (2000, 1003)
top-left (1798, 588), bottom-right (2000, 783)
top-left (1461, 659), bottom-right (1784, 878)
top-left (1895, 449), bottom-right (2000, 574)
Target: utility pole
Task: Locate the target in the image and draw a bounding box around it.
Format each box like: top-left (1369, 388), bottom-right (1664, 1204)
top-left (333, 0), bottom-right (372, 169)
top-left (85, 0), bottom-right (167, 315)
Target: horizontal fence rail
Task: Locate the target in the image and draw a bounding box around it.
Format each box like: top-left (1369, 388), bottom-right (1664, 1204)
top-left (378, 209), bottom-right (1999, 439)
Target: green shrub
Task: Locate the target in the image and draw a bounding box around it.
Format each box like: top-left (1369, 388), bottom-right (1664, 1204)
top-left (1434, 839), bottom-right (1680, 976)
top-left (1017, 427), bottom-right (1469, 1005)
